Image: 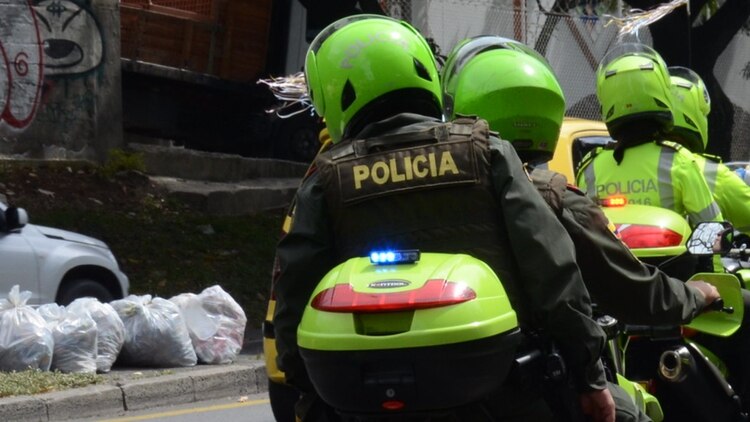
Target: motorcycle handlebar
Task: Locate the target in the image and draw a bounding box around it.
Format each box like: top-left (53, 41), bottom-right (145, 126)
top-left (622, 324), bottom-right (682, 338)
top-left (727, 248), bottom-right (750, 260)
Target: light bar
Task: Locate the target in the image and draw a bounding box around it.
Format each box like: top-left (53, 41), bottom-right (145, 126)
top-left (369, 249), bottom-right (420, 265)
top-left (600, 196), bottom-right (627, 207)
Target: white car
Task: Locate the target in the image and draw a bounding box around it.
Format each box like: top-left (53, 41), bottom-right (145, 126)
top-left (0, 201), bottom-right (129, 305)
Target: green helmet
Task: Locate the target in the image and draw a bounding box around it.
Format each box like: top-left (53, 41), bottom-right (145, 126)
top-left (596, 43), bottom-right (674, 144)
top-left (441, 36), bottom-right (565, 164)
top-left (305, 15), bottom-right (442, 144)
top-left (667, 66), bottom-right (710, 153)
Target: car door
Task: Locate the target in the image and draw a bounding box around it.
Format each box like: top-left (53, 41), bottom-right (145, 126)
top-left (0, 228), bottom-right (41, 304)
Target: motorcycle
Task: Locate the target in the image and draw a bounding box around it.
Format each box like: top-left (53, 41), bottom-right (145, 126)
top-left (598, 197), bottom-right (748, 421)
top-left (297, 250), bottom-right (608, 421)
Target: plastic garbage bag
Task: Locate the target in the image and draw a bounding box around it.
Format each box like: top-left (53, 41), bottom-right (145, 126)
top-left (170, 285), bottom-right (247, 364)
top-left (38, 302), bottom-right (98, 374)
top-left (111, 294), bottom-right (197, 367)
top-left (67, 298), bottom-right (125, 373)
top-left (0, 285), bottom-right (54, 371)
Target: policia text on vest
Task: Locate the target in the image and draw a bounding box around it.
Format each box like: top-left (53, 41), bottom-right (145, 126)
top-left (596, 179), bottom-right (659, 205)
top-left (334, 140), bottom-right (480, 203)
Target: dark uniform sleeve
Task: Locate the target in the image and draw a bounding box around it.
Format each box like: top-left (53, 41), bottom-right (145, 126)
top-left (489, 139), bottom-right (607, 392)
top-left (560, 188), bottom-right (707, 325)
top-left (272, 172), bottom-right (336, 392)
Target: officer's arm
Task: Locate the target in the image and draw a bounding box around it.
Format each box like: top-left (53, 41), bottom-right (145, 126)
top-left (273, 173), bottom-right (336, 391)
top-left (677, 152), bottom-right (723, 224)
top-left (715, 163), bottom-right (750, 233)
top-left (561, 192), bottom-right (706, 324)
top-left (489, 139), bottom-right (606, 392)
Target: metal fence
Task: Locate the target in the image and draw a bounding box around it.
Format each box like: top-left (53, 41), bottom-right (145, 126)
top-left (383, 0), bottom-right (750, 159)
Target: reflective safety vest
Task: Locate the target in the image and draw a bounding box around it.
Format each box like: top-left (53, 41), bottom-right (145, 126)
top-left (576, 141), bottom-right (722, 226)
top-left (695, 153), bottom-right (750, 233)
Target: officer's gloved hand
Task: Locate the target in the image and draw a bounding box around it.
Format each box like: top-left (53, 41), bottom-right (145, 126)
top-left (687, 280), bottom-right (721, 307)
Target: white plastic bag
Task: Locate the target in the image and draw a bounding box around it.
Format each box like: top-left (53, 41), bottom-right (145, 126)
top-left (0, 285), bottom-right (54, 371)
top-left (111, 294), bottom-right (197, 367)
top-left (67, 298), bottom-right (125, 373)
top-left (170, 285), bottom-right (247, 364)
top-left (38, 302), bottom-right (98, 374)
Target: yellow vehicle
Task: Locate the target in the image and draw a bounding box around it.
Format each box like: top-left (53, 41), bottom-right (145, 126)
top-left (544, 117), bottom-right (613, 181)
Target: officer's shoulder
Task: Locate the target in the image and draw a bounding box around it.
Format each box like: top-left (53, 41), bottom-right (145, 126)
top-left (565, 183), bottom-right (586, 197)
top-left (531, 167), bottom-right (566, 183)
top-left (578, 146), bottom-right (606, 169)
top-left (658, 141), bottom-right (704, 163)
top-left (698, 152), bottom-right (722, 163)
top-left (657, 140), bottom-right (686, 152)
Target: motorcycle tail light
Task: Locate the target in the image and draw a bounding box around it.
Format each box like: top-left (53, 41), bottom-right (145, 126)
top-left (617, 224), bottom-right (683, 248)
top-left (382, 400), bottom-right (405, 410)
top-left (310, 279), bottom-right (476, 313)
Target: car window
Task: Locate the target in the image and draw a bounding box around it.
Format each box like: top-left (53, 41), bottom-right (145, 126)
top-left (572, 136), bottom-right (614, 175)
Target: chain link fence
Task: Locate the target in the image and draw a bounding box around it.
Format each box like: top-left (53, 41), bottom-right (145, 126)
top-left (382, 0), bottom-right (750, 159)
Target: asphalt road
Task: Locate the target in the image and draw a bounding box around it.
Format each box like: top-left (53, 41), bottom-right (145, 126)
top-left (65, 393), bottom-right (274, 422)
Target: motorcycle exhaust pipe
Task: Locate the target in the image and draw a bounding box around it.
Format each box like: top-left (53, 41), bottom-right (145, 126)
top-left (656, 344), bottom-right (746, 421)
top-left (658, 347), bottom-right (692, 383)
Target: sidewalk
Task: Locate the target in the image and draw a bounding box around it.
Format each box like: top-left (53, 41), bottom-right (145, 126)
top-left (0, 329), bottom-right (268, 422)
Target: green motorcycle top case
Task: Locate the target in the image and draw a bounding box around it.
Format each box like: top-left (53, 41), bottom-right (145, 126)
top-left (298, 252), bottom-right (523, 414)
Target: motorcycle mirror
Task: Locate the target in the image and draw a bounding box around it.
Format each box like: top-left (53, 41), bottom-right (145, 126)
top-left (686, 222), bottom-right (734, 256)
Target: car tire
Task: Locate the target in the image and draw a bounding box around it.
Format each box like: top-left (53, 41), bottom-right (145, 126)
top-left (57, 278), bottom-right (115, 305)
top-left (272, 113), bottom-right (322, 163)
top-left (268, 379), bottom-right (299, 422)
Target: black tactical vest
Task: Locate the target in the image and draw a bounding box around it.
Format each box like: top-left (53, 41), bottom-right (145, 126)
top-left (314, 117), bottom-right (511, 269)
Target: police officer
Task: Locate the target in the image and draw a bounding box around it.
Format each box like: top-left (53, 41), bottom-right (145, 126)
top-left (272, 14), bottom-right (614, 422)
top-left (441, 35), bottom-right (721, 422)
top-left (666, 65), bottom-right (750, 411)
top-left (667, 66), bottom-right (750, 234)
top-left (575, 43), bottom-right (723, 227)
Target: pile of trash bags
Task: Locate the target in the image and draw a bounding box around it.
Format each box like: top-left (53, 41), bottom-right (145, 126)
top-left (0, 284), bottom-right (247, 373)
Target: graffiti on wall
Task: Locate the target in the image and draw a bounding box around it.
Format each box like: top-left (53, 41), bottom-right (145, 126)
top-left (0, 0), bottom-right (45, 130)
top-left (0, 0), bottom-right (103, 133)
top-left (34, 0), bottom-right (103, 76)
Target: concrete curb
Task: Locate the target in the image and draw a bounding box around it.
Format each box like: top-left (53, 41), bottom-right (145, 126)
top-left (0, 360), bottom-right (268, 421)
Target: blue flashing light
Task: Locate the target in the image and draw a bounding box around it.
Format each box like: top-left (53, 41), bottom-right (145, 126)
top-left (369, 249), bottom-right (420, 265)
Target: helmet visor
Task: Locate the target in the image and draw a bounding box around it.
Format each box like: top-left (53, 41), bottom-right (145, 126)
top-left (668, 66), bottom-right (711, 112)
top-left (308, 14), bottom-right (397, 55)
top-left (443, 36), bottom-right (551, 90)
top-left (442, 36), bottom-right (551, 117)
top-left (598, 43), bottom-right (663, 76)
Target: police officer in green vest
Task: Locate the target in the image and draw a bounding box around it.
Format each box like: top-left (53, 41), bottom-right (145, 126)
top-left (575, 44), bottom-right (723, 227)
top-left (667, 66), bottom-right (750, 234)
top-left (666, 65), bottom-right (750, 411)
top-left (441, 35), bottom-right (722, 422)
top-left (272, 14), bottom-right (614, 422)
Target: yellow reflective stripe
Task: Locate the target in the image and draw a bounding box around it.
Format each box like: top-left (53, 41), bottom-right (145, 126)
top-left (703, 158), bottom-right (719, 194)
top-left (583, 161), bottom-right (597, 198)
top-left (689, 201), bottom-right (722, 224)
top-left (657, 147), bottom-right (676, 210)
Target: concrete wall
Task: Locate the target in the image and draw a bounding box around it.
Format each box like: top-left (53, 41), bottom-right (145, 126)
top-left (0, 0), bottom-right (122, 162)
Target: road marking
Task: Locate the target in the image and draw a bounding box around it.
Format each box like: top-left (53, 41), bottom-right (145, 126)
top-left (99, 399), bottom-right (270, 421)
